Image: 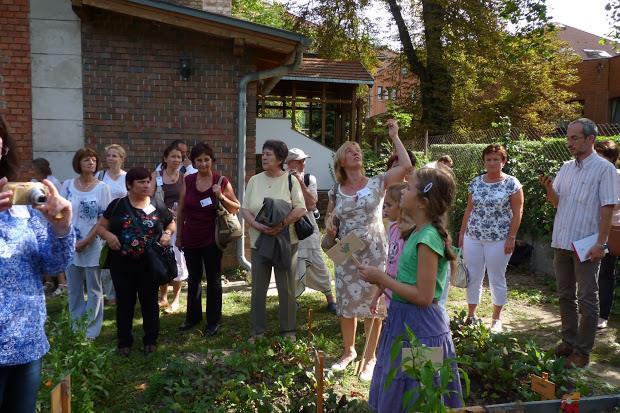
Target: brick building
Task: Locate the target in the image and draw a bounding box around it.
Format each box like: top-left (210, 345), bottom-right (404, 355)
top-left (1, 0), bottom-right (309, 267)
top-left (368, 48), bottom-right (418, 118)
top-left (557, 25), bottom-right (620, 124)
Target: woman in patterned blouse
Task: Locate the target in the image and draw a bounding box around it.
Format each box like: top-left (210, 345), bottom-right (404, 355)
top-left (0, 115), bottom-right (75, 413)
top-left (98, 167), bottom-right (175, 356)
top-left (458, 144), bottom-right (524, 333)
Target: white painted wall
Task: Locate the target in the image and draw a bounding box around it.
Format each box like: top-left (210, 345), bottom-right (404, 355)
top-left (256, 118), bottom-right (336, 190)
top-left (30, 0), bottom-right (83, 182)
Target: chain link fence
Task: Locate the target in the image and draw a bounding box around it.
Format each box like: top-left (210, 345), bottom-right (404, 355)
top-left (421, 123), bottom-right (620, 171)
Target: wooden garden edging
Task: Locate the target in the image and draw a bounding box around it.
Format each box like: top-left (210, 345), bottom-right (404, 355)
top-left (50, 375), bottom-right (71, 413)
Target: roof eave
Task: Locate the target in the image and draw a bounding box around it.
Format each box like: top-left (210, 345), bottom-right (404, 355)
top-left (281, 75), bottom-right (374, 85)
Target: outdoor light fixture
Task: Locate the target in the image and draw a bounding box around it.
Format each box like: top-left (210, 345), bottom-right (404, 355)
top-left (180, 58), bottom-right (192, 80)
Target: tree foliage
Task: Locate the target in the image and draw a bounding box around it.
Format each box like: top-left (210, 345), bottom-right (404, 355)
top-left (607, 0), bottom-right (620, 43)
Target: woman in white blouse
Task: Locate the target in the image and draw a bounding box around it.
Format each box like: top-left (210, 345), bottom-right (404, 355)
top-left (98, 144), bottom-right (128, 305)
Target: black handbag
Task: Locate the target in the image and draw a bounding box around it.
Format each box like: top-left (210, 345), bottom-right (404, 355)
top-left (288, 174), bottom-right (314, 240)
top-left (124, 198), bottom-right (177, 285)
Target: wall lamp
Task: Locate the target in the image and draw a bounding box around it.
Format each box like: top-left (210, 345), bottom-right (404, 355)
top-left (180, 58), bottom-right (192, 80)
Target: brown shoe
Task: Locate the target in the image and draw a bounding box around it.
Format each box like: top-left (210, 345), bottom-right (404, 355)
top-left (566, 351), bottom-right (589, 368)
top-left (555, 342), bottom-right (574, 357)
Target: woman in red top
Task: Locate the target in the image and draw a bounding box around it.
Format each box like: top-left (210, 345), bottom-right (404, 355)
top-left (176, 142), bottom-right (240, 336)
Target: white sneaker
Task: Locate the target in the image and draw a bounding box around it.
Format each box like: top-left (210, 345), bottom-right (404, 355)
top-left (597, 317), bottom-right (608, 330)
top-left (52, 285), bottom-right (67, 297)
top-left (490, 319), bottom-right (503, 333)
top-left (359, 358), bottom-right (376, 381)
top-left (331, 352), bottom-right (357, 371)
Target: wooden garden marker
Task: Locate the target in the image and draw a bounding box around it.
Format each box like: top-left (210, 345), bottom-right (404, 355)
top-left (314, 350), bottom-right (325, 413)
top-left (530, 372), bottom-right (555, 400)
top-left (325, 232), bottom-right (365, 266)
top-left (51, 375), bottom-right (71, 413)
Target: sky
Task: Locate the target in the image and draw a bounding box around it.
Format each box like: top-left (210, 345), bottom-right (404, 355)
top-left (546, 0), bottom-right (613, 38)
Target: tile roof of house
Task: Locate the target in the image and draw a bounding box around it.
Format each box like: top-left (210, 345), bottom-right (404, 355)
top-left (282, 57), bottom-right (374, 84)
top-left (556, 24), bottom-right (619, 60)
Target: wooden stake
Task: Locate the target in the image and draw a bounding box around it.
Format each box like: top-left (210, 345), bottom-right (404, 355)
top-left (51, 374), bottom-right (71, 413)
top-left (308, 308), bottom-right (314, 338)
top-left (315, 350), bottom-right (325, 413)
top-left (356, 317), bottom-right (379, 376)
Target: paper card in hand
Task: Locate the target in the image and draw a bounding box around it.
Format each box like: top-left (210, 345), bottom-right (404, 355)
top-left (325, 232), bottom-right (365, 266)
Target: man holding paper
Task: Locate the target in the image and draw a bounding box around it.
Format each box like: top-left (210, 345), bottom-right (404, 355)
top-left (539, 118), bottom-right (617, 368)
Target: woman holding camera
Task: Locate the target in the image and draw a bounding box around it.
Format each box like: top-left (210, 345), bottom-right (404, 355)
top-left (61, 148), bottom-right (112, 339)
top-left (0, 116), bottom-right (75, 412)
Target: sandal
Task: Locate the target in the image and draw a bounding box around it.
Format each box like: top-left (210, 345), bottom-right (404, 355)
top-left (331, 351), bottom-right (357, 371)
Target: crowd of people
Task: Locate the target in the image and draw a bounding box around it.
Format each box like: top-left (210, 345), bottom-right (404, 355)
top-left (0, 114), bottom-right (618, 412)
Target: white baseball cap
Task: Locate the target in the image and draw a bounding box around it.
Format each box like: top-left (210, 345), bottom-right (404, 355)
top-left (286, 148), bottom-right (311, 163)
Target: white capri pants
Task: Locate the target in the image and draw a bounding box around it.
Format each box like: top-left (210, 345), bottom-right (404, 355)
top-left (463, 235), bottom-right (512, 306)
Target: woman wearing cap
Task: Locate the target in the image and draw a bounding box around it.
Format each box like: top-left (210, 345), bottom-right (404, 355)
top-left (286, 148), bottom-right (337, 314)
top-left (325, 119), bottom-right (412, 380)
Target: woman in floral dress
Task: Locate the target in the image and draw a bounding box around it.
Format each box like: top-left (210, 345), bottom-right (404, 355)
top-left (325, 119), bottom-right (412, 380)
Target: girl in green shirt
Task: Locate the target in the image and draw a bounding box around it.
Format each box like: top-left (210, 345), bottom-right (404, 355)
top-left (358, 167), bottom-right (464, 412)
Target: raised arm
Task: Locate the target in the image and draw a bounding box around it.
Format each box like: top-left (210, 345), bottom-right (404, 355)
top-left (384, 119), bottom-right (413, 187)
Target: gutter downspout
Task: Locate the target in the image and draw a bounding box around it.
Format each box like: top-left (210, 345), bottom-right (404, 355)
top-left (236, 46), bottom-right (304, 270)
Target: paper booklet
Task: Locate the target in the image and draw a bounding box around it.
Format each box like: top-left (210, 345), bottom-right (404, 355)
top-left (572, 233), bottom-right (607, 262)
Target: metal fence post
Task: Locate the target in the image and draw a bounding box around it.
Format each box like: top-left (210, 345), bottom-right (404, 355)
top-left (424, 130), bottom-right (429, 156)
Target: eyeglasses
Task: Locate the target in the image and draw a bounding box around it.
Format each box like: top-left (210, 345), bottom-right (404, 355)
top-left (0, 145), bottom-right (8, 156)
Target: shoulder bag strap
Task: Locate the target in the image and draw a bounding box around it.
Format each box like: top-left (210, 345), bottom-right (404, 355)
top-left (123, 197), bottom-right (148, 242)
top-left (304, 173), bottom-right (311, 187)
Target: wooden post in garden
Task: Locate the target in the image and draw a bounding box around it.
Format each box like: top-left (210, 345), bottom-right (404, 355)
top-left (51, 375), bottom-right (71, 413)
top-left (314, 350), bottom-right (325, 413)
top-left (424, 130), bottom-right (429, 156)
top-left (531, 372), bottom-right (555, 400)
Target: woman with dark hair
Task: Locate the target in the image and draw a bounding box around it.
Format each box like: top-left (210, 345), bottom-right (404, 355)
top-left (594, 140), bottom-right (620, 329)
top-left (61, 148), bottom-right (112, 339)
top-left (458, 144), bottom-right (524, 332)
top-left (32, 157), bottom-right (61, 189)
top-left (241, 139), bottom-right (307, 340)
top-left (151, 142), bottom-right (189, 313)
top-left (98, 167), bottom-right (175, 355)
top-left (0, 115), bottom-right (75, 412)
top-left (176, 142), bottom-right (240, 335)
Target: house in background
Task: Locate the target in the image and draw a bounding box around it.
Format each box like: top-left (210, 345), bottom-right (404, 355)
top-left (556, 24), bottom-right (620, 124)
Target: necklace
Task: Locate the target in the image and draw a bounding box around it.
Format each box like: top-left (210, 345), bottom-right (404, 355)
top-left (76, 177), bottom-right (96, 191)
top-left (164, 168), bottom-right (179, 182)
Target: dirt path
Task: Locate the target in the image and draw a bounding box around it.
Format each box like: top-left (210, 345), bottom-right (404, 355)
top-left (446, 268), bottom-right (620, 388)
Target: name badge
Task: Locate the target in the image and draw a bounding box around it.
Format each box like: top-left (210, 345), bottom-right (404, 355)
top-left (156, 176), bottom-right (163, 187)
top-left (200, 197), bottom-right (213, 207)
top-left (142, 204), bottom-right (156, 215)
top-left (356, 187), bottom-right (371, 199)
top-left (9, 205), bottom-right (30, 219)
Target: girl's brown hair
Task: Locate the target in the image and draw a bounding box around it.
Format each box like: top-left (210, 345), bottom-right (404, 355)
top-left (411, 167), bottom-right (457, 261)
top-left (386, 182), bottom-right (407, 204)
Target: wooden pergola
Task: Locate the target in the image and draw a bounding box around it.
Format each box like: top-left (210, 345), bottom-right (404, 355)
top-left (258, 57), bottom-right (374, 150)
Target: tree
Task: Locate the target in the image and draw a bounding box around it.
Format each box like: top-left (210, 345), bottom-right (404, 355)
top-left (607, 0), bottom-right (620, 43)
top-left (232, 0), bottom-right (292, 28)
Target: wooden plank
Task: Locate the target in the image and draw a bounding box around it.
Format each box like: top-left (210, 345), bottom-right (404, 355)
top-left (80, 0), bottom-right (297, 54)
top-left (51, 383), bottom-right (62, 413)
top-left (350, 89), bottom-right (357, 142)
top-left (291, 83), bottom-right (297, 130)
top-left (61, 375), bottom-right (72, 413)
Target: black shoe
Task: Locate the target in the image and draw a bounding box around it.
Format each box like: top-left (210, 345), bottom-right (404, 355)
top-left (325, 302), bottom-right (337, 314)
top-left (143, 344), bottom-right (157, 355)
top-left (179, 321), bottom-right (199, 331)
top-left (204, 324), bottom-right (220, 337)
top-left (117, 347), bottom-right (130, 357)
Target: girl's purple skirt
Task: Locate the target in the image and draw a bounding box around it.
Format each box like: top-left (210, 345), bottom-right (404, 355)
top-left (369, 300), bottom-right (464, 412)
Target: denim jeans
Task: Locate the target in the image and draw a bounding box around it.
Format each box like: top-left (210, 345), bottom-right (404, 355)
top-left (0, 357), bottom-right (42, 413)
top-left (66, 264), bottom-right (104, 339)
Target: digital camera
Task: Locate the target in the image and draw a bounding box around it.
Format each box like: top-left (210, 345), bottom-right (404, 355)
top-left (5, 182), bottom-right (48, 206)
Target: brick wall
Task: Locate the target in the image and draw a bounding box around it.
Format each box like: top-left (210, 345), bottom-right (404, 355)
top-left (82, 9), bottom-right (257, 268)
top-left (569, 56), bottom-right (620, 123)
top-left (0, 0), bottom-right (32, 178)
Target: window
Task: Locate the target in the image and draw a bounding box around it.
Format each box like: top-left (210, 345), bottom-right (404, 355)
top-left (377, 86), bottom-right (383, 100)
top-left (611, 98), bottom-right (620, 123)
top-left (389, 88), bottom-right (397, 100)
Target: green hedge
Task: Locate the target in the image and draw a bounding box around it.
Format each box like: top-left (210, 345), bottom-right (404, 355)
top-left (431, 136), bottom-right (620, 240)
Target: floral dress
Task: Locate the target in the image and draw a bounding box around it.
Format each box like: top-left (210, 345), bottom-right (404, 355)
top-left (330, 175), bottom-right (387, 318)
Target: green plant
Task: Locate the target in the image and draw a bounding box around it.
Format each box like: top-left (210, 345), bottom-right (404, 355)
top-left (37, 309), bottom-right (113, 413)
top-left (386, 325), bottom-right (470, 412)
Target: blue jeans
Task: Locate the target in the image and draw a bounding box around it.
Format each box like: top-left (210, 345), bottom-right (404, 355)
top-left (0, 357), bottom-right (42, 413)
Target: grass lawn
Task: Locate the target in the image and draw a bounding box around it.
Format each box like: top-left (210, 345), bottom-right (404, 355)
top-left (38, 260), bottom-right (620, 412)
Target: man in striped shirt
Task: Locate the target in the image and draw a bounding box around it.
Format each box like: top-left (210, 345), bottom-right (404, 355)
top-left (540, 118), bottom-right (617, 368)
